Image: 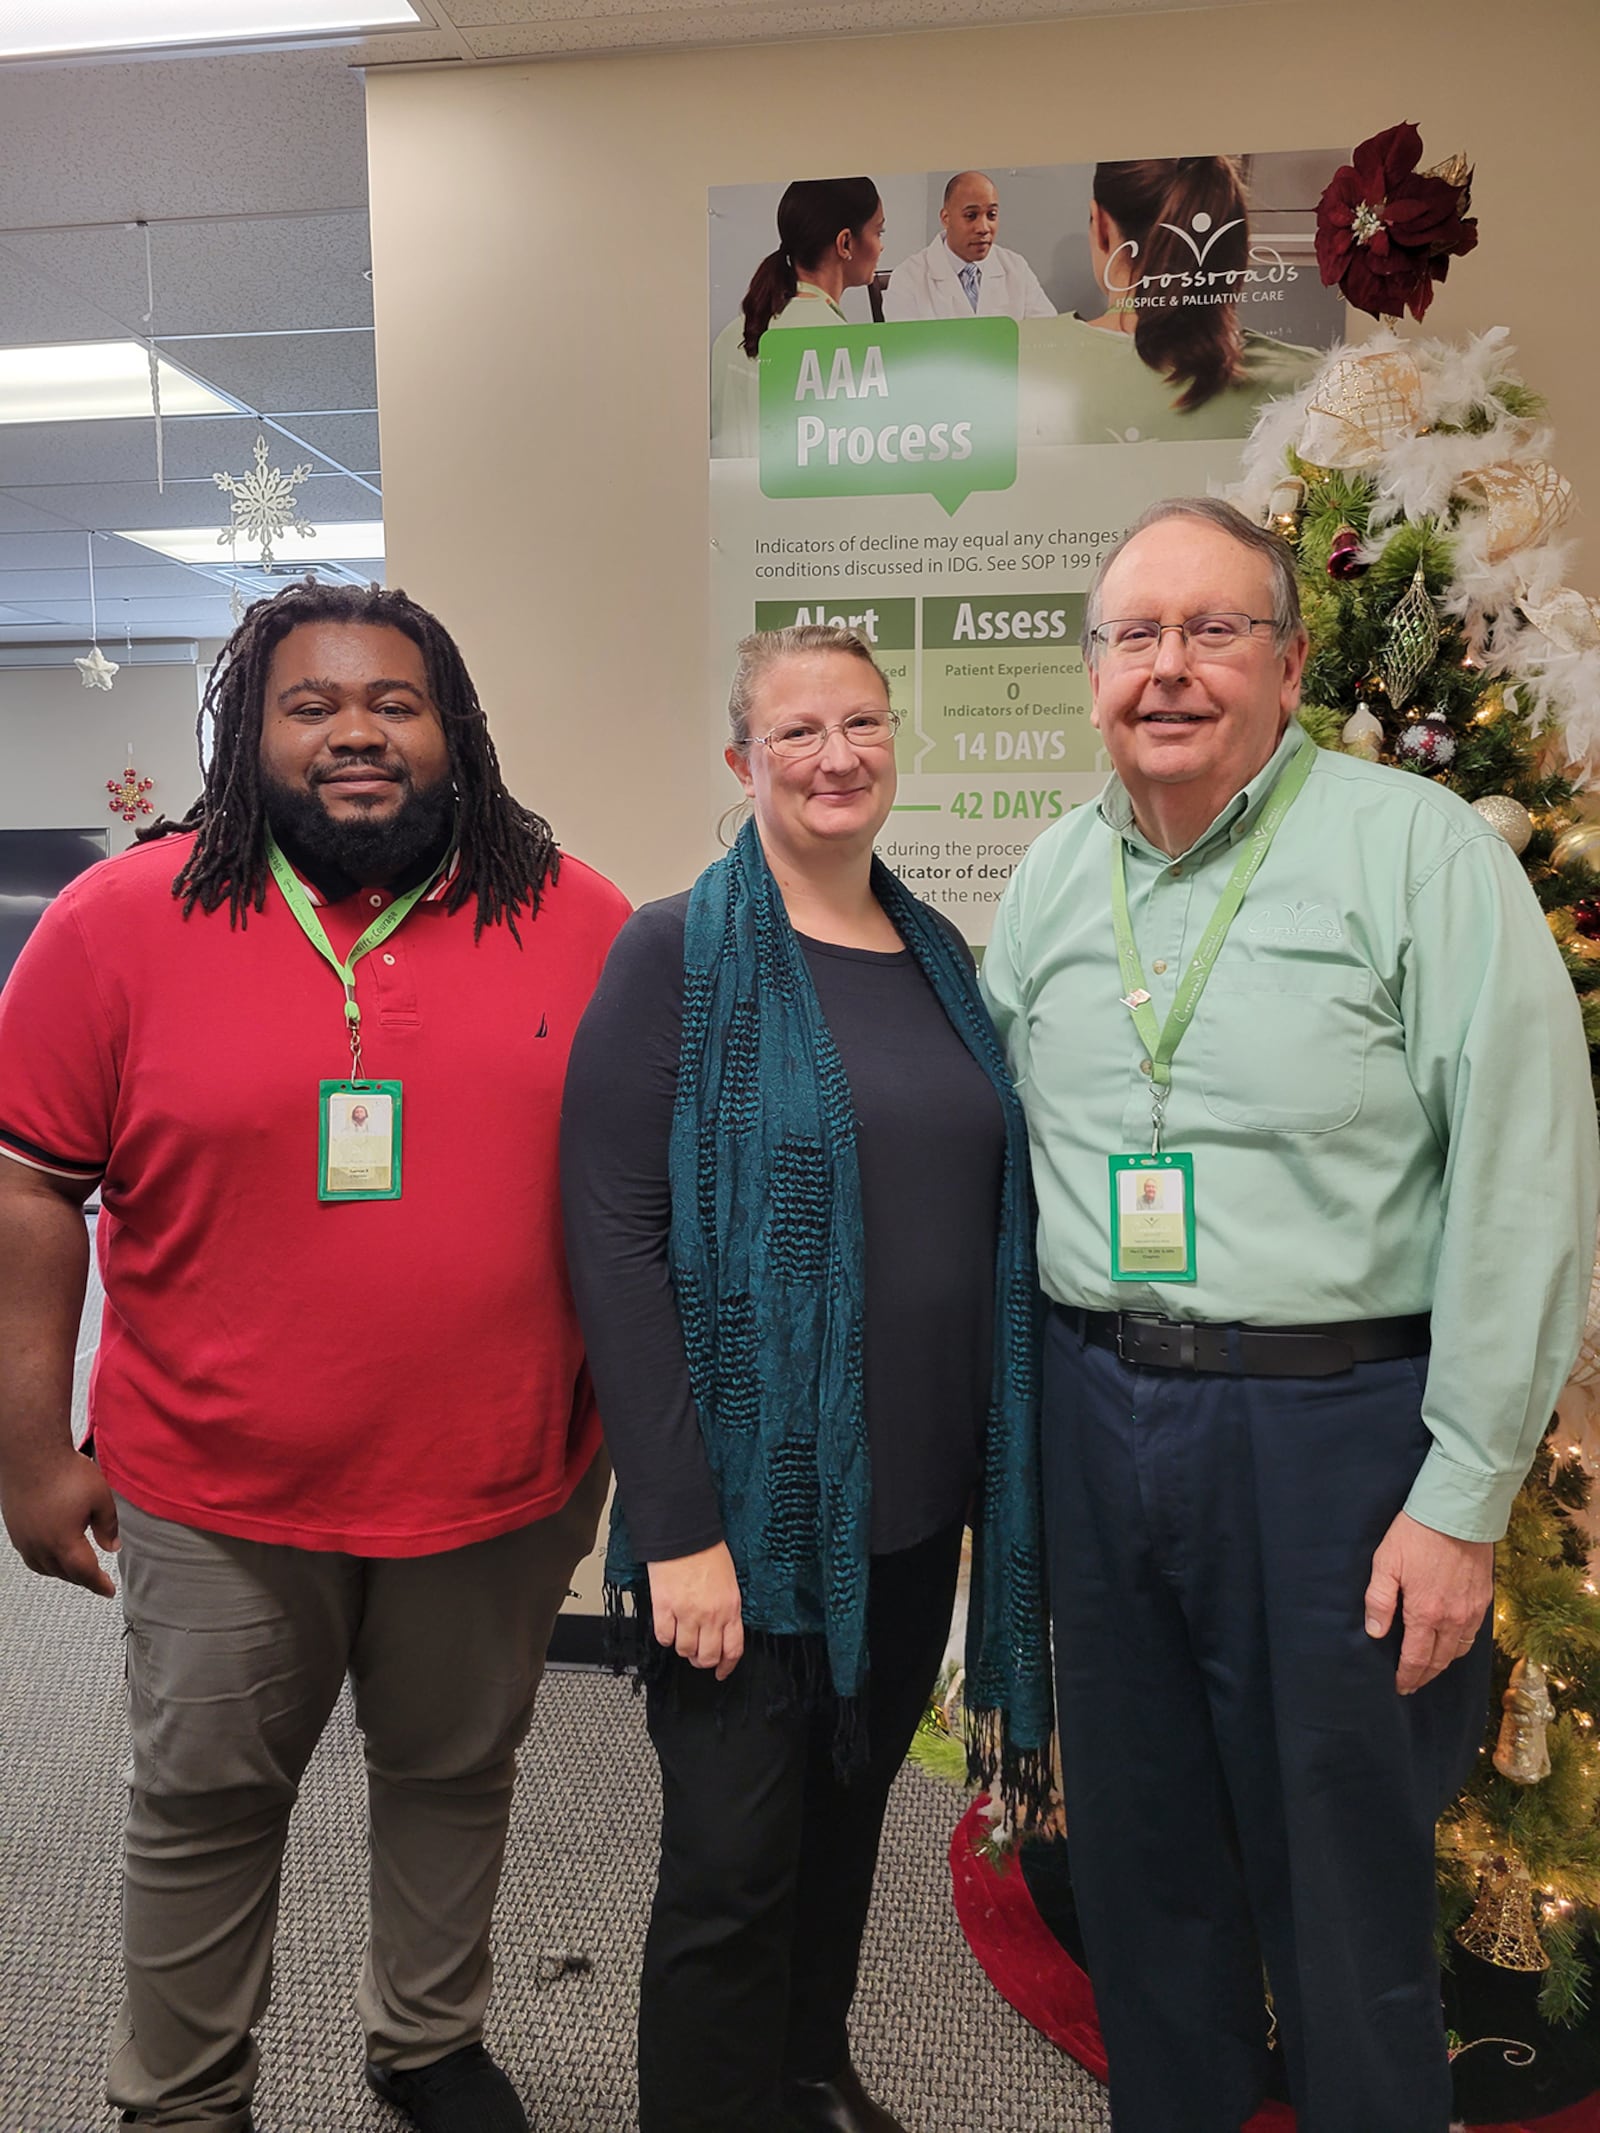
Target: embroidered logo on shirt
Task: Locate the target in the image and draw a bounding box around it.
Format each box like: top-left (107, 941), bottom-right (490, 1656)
top-left (535, 1012), bottom-right (549, 1038)
top-left (1245, 900), bottom-right (1344, 945)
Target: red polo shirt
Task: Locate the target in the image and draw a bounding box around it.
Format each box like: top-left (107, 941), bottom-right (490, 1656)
top-left (0, 832), bottom-right (629, 1556)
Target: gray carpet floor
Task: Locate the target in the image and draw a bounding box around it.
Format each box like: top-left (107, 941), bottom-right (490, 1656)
top-left (1, 1233), bottom-right (1110, 2132)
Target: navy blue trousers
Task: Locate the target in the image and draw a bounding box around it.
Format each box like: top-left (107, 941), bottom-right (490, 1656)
top-left (1042, 1308), bottom-right (1494, 2133)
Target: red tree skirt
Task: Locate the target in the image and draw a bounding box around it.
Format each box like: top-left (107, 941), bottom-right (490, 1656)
top-left (948, 1798), bottom-right (1600, 2133)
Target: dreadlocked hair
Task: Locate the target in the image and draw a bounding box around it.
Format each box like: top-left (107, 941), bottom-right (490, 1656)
top-left (140, 577), bottom-right (560, 937)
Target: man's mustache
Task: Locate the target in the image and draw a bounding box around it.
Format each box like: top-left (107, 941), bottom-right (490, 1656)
top-left (312, 764), bottom-right (405, 786)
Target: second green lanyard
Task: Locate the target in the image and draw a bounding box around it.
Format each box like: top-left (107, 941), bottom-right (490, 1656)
top-left (1110, 727), bottom-right (1316, 1152)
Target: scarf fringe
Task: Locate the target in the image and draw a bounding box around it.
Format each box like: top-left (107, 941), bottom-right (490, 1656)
top-left (604, 1579), bottom-right (867, 1777)
top-left (965, 1702), bottom-right (1058, 1832)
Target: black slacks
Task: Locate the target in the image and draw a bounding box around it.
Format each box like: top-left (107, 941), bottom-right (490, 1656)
top-left (636, 1521), bottom-right (963, 2132)
top-left (1042, 1308), bottom-right (1493, 2133)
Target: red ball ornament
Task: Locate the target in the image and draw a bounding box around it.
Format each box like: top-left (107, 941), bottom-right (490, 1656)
top-left (1327, 526), bottom-right (1369, 579)
top-left (1573, 899), bottom-right (1600, 941)
top-left (1395, 711), bottom-right (1458, 773)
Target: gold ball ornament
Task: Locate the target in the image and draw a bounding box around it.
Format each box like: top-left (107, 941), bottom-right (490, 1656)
top-left (1470, 796), bottom-right (1534, 854)
top-left (1552, 820), bottom-right (1600, 872)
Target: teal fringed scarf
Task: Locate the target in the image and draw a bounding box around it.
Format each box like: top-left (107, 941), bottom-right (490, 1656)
top-left (607, 822), bottom-right (1053, 1809)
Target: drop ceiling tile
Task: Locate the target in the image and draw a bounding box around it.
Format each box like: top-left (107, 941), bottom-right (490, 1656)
top-left (0, 531), bottom-right (110, 569)
top-left (4, 216), bottom-right (373, 343)
top-left (452, 0), bottom-right (1282, 55)
top-left (0, 417), bottom-right (258, 490)
top-left (0, 242), bottom-right (133, 346)
top-left (0, 562), bottom-right (204, 603)
top-left (353, 28), bottom-right (468, 61)
top-left (0, 493), bottom-right (64, 535)
top-left (0, 52), bottom-right (368, 228)
top-left (267, 411), bottom-right (381, 473)
top-left (161, 332), bottom-right (377, 416)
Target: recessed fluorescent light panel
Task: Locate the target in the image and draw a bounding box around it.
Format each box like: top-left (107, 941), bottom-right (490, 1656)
top-left (1, 1), bottom-right (422, 61)
top-left (0, 344), bottom-right (238, 425)
top-left (115, 524), bottom-right (386, 565)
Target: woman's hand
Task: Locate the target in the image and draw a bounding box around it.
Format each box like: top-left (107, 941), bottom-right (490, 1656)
top-left (647, 1543), bottom-right (745, 1680)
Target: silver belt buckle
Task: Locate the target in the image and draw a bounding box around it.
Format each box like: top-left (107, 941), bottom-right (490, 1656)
top-left (1115, 1314), bottom-right (1133, 1365)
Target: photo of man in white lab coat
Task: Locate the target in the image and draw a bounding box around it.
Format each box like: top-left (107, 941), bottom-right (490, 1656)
top-left (882, 170), bottom-right (1056, 323)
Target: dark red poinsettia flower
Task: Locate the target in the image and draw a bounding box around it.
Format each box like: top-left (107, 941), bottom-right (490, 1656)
top-left (1316, 122), bottom-right (1478, 321)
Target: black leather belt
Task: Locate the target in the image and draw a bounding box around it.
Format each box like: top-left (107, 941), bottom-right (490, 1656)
top-left (1055, 1305), bottom-right (1431, 1379)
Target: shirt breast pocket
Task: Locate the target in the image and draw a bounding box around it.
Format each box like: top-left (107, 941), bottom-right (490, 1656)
top-left (1195, 965), bottom-right (1370, 1134)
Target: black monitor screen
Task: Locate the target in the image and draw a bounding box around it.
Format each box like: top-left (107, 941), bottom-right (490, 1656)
top-left (0, 828), bottom-right (109, 994)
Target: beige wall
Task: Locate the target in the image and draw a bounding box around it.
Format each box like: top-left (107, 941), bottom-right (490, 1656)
top-left (0, 661), bottom-right (205, 853)
top-left (367, 0), bottom-right (1599, 908)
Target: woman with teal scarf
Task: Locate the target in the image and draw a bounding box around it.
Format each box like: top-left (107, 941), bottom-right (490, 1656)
top-left (560, 625), bottom-right (1051, 2133)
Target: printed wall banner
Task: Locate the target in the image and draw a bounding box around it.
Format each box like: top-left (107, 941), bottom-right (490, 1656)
top-left (709, 151), bottom-right (1347, 940)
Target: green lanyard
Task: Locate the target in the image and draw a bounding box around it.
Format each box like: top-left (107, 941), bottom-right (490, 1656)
top-left (1110, 729), bottom-right (1315, 1150)
top-left (266, 830), bottom-right (448, 1079)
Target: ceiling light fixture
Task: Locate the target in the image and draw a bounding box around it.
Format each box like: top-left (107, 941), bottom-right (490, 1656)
top-left (113, 523), bottom-right (386, 566)
top-left (0, 1), bottom-right (422, 61)
top-left (0, 343), bottom-right (238, 426)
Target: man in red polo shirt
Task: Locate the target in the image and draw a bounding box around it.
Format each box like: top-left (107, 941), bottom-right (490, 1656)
top-left (0, 582), bottom-right (629, 2133)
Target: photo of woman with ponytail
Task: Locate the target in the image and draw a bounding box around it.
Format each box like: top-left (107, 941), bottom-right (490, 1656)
top-left (711, 175), bottom-right (884, 457)
top-left (1020, 155), bottom-right (1323, 446)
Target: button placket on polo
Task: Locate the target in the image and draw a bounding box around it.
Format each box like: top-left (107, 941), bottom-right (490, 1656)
top-left (368, 927), bottom-right (422, 1029)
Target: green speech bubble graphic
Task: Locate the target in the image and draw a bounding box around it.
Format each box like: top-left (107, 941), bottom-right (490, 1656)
top-left (758, 319), bottom-right (1017, 517)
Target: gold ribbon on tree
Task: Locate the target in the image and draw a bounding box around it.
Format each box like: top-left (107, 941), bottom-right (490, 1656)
top-left (1462, 460), bottom-right (1574, 565)
top-left (1298, 347), bottom-right (1424, 469)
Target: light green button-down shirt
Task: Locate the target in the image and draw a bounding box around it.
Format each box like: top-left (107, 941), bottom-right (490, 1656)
top-left (981, 722), bottom-right (1599, 1543)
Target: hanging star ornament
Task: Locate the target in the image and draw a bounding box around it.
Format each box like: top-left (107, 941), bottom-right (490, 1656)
top-left (76, 645), bottom-right (119, 691)
top-left (107, 765), bottom-right (154, 823)
top-left (214, 434), bottom-right (314, 568)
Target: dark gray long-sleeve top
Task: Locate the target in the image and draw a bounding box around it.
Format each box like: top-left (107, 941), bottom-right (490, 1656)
top-left (559, 893), bottom-right (1005, 1562)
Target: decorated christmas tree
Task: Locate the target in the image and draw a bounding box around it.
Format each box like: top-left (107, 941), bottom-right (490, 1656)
top-left (938, 126), bottom-right (1600, 2124)
top-left (1232, 121), bottom-right (1600, 2051)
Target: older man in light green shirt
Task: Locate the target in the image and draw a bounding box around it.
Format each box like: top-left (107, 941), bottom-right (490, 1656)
top-left (982, 497), bottom-right (1597, 2133)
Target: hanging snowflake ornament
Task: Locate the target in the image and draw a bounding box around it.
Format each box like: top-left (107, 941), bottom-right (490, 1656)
top-left (1381, 562), bottom-right (1441, 707)
top-left (214, 434), bottom-right (314, 568)
top-left (76, 645), bottom-right (119, 691)
top-left (108, 765), bottom-right (154, 823)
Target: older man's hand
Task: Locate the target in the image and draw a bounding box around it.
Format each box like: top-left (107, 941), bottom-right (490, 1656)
top-left (1363, 1510), bottom-right (1494, 1695)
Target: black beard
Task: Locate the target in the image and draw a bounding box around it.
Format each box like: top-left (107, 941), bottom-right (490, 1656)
top-left (263, 768), bottom-right (457, 889)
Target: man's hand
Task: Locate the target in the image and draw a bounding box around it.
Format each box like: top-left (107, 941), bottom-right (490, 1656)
top-left (647, 1542), bottom-right (744, 1681)
top-left (1, 1448), bottom-right (119, 1597)
top-left (1364, 1509), bottom-right (1493, 1695)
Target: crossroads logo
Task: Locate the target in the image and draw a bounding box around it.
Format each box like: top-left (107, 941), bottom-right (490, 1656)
top-left (1099, 207), bottom-right (1301, 313)
top-left (1246, 900), bottom-right (1343, 945)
